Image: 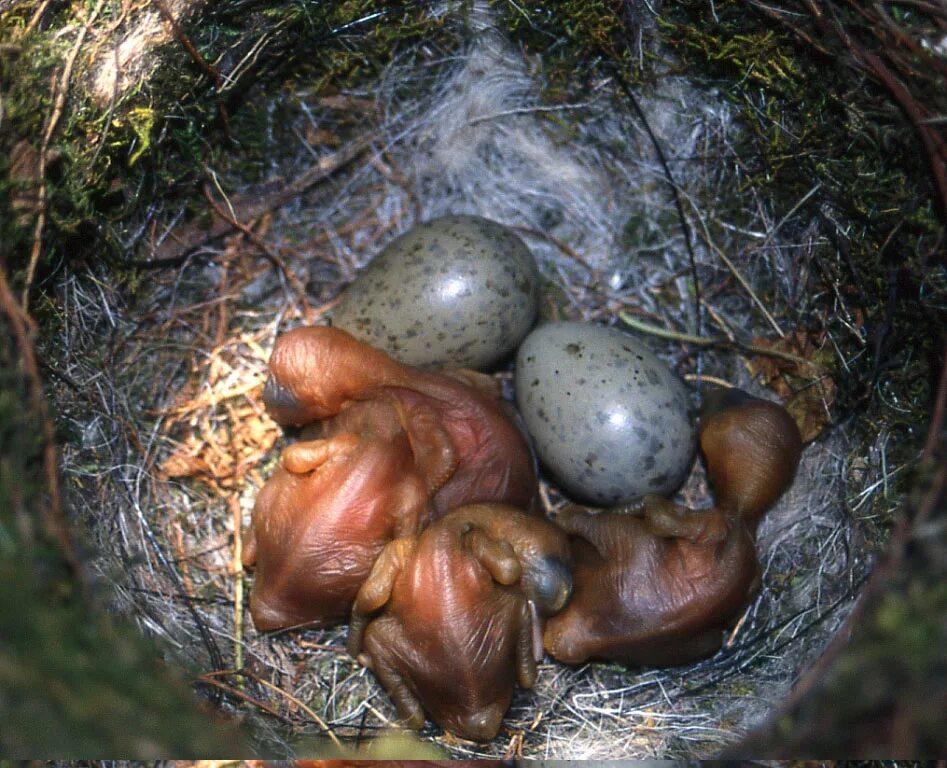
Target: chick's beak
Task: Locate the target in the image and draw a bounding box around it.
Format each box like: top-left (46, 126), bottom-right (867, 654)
top-left (263, 376), bottom-right (302, 425)
top-left (525, 555), bottom-right (573, 616)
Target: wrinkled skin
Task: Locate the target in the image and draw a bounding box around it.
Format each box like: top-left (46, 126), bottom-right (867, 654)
top-left (542, 502), bottom-right (759, 666)
top-left (346, 504), bottom-right (572, 742)
top-left (243, 422), bottom-right (429, 630)
top-left (544, 388), bottom-right (802, 667)
top-left (263, 326), bottom-right (537, 513)
top-left (244, 326), bottom-right (538, 630)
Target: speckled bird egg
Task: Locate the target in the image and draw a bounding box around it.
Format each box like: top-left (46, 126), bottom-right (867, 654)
top-left (332, 215), bottom-right (539, 370)
top-left (515, 322), bottom-right (695, 505)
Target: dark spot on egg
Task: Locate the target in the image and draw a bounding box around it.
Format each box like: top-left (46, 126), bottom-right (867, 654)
top-left (333, 215), bottom-right (538, 369)
top-left (649, 472), bottom-right (670, 489)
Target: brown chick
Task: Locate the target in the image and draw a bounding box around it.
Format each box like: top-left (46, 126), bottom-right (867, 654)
top-left (243, 421), bottom-right (429, 630)
top-left (346, 503), bottom-right (573, 742)
top-left (243, 326), bottom-right (539, 631)
top-left (543, 388), bottom-right (802, 667)
top-left (262, 325), bottom-right (537, 513)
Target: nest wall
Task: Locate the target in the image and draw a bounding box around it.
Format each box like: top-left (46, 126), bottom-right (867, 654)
top-left (3, 0), bottom-right (943, 759)
top-left (40, 4), bottom-right (894, 759)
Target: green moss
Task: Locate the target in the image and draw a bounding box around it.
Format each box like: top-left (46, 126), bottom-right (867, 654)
top-left (0, 1), bottom-right (458, 289)
top-left (492, 0), bottom-right (641, 96)
top-left (788, 541), bottom-right (947, 752)
top-left (660, 2), bottom-right (942, 240)
top-left (656, 1), bottom-right (943, 511)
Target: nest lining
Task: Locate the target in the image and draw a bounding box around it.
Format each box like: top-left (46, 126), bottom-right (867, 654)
top-left (51, 5), bottom-right (889, 759)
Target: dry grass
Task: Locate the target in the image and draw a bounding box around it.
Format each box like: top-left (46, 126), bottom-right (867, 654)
top-left (48, 3), bottom-right (894, 759)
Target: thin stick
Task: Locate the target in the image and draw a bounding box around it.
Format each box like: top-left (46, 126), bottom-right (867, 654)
top-left (923, 341), bottom-right (947, 461)
top-left (298, 640), bottom-right (352, 655)
top-left (230, 496), bottom-right (244, 682)
top-left (141, 133), bottom-right (377, 266)
top-left (704, 303), bottom-right (737, 342)
top-left (371, 154), bottom-right (421, 221)
top-left (363, 701), bottom-right (393, 726)
top-left (537, 482), bottom-right (557, 517)
top-left (684, 194), bottom-right (786, 338)
top-left (467, 98), bottom-right (601, 127)
top-left (201, 182), bottom-right (305, 297)
top-left (0, 256), bottom-right (83, 581)
top-left (619, 311), bottom-right (821, 369)
top-left (20, 0), bottom-right (54, 37)
top-left (196, 674), bottom-right (290, 722)
top-left (764, 182), bottom-right (823, 249)
top-left (242, 670), bottom-right (345, 750)
top-left (684, 373), bottom-right (734, 389)
top-left (724, 604), bottom-right (753, 649)
top-left (153, 0), bottom-right (231, 135)
top-left (513, 225), bottom-right (597, 274)
top-left (22, 0), bottom-right (107, 307)
top-left (608, 63), bottom-right (703, 338)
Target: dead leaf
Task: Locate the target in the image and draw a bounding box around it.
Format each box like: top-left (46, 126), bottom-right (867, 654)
top-left (161, 450), bottom-right (211, 478)
top-left (157, 329), bottom-right (280, 490)
top-left (746, 329), bottom-right (836, 443)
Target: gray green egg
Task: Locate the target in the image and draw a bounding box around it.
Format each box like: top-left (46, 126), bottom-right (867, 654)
top-left (515, 322), bottom-right (696, 506)
top-left (332, 215), bottom-right (539, 370)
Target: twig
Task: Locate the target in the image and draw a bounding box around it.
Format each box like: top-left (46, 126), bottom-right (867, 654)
top-left (868, 0), bottom-right (947, 80)
top-left (241, 669), bottom-right (345, 750)
top-left (196, 673), bottom-right (291, 722)
top-left (467, 98), bottom-right (602, 127)
top-left (704, 303), bottom-right (738, 342)
top-left (923, 341), bottom-right (947, 461)
top-left (215, 236), bottom-right (232, 348)
top-left (683, 373), bottom-right (734, 389)
top-left (763, 182), bottom-right (823, 250)
top-left (618, 311), bottom-right (820, 369)
top-left (746, 0), bottom-right (835, 55)
top-left (200, 182), bottom-right (305, 298)
top-left (140, 133), bottom-right (377, 266)
top-left (724, 604), bottom-right (753, 649)
top-left (297, 640), bottom-right (352, 655)
top-left (512, 225), bottom-right (597, 275)
top-left (19, 0), bottom-right (54, 37)
top-left (22, 0), bottom-right (108, 308)
top-left (168, 521), bottom-right (197, 599)
top-left (363, 701), bottom-right (393, 726)
top-left (0, 255), bottom-right (84, 582)
top-left (606, 58), bottom-right (703, 338)
top-left (370, 153), bottom-right (421, 221)
top-left (153, 0), bottom-right (231, 136)
top-left (684, 194), bottom-right (786, 338)
top-left (230, 496), bottom-right (244, 681)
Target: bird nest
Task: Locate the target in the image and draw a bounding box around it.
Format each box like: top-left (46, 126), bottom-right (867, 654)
top-left (45, 2), bottom-right (931, 759)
